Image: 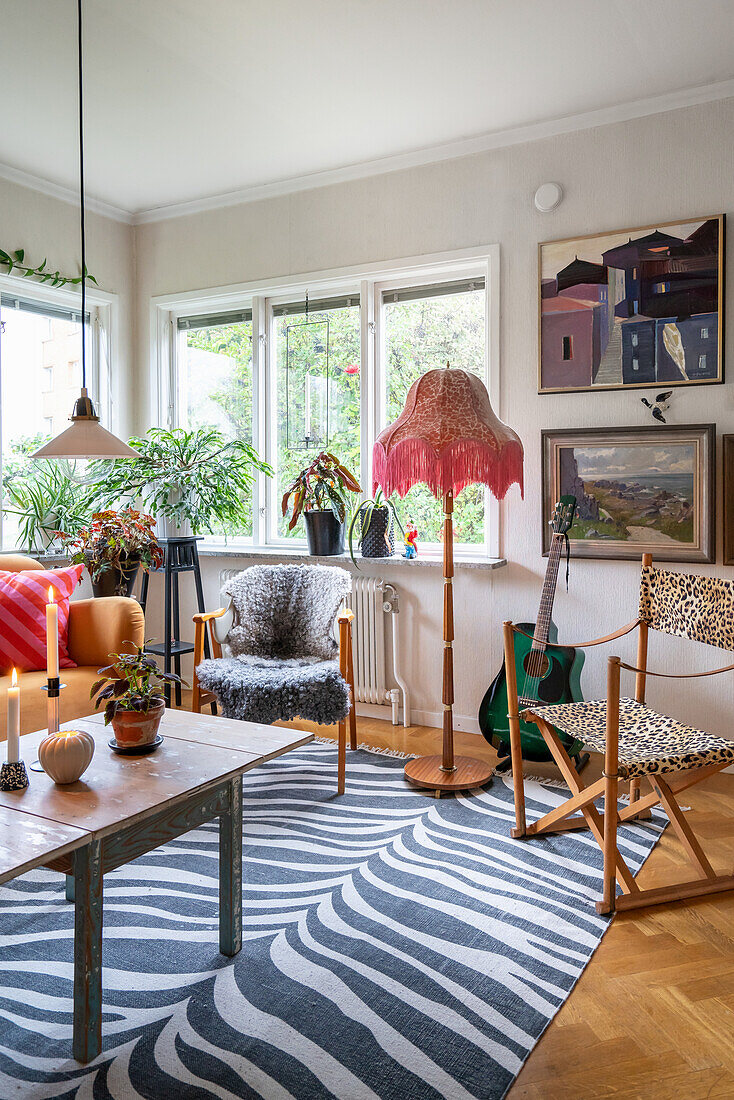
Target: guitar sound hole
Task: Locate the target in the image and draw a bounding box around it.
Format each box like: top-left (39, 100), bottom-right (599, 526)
top-left (522, 652), bottom-right (549, 678)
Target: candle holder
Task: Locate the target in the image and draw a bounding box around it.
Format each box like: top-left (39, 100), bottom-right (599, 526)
top-left (29, 678), bottom-right (66, 773)
top-left (0, 760), bottom-right (29, 791)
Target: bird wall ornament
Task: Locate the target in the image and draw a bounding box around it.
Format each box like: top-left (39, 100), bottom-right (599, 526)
top-left (641, 390), bottom-right (673, 424)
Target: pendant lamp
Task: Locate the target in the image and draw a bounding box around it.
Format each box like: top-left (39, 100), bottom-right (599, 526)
top-left (373, 362), bottom-right (523, 795)
top-left (33, 0), bottom-right (137, 461)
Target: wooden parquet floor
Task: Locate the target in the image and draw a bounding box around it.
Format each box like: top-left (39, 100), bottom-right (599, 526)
top-left (278, 715), bottom-right (734, 1100)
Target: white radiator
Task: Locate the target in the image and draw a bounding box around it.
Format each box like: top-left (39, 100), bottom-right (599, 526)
top-left (218, 569), bottom-right (410, 726)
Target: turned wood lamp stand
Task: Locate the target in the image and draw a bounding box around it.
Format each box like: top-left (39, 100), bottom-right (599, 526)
top-left (372, 364), bottom-right (524, 796)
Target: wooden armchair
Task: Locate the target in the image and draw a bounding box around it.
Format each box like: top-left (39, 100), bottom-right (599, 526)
top-left (504, 553), bottom-right (734, 914)
top-left (192, 601), bottom-right (356, 795)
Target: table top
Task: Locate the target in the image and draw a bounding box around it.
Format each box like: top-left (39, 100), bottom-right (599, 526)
top-left (0, 710), bottom-right (312, 844)
top-left (0, 804), bottom-right (90, 885)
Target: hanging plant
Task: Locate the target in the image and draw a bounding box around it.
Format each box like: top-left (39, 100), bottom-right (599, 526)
top-left (0, 248), bottom-right (97, 289)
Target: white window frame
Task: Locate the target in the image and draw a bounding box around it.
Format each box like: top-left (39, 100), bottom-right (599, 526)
top-left (0, 272), bottom-right (116, 549)
top-left (151, 244), bottom-right (501, 559)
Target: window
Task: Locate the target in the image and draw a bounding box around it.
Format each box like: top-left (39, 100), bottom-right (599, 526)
top-left (382, 279), bottom-right (486, 544)
top-left (701, 326), bottom-right (709, 339)
top-left (0, 292), bottom-right (98, 549)
top-left (699, 354), bottom-right (707, 371)
top-left (632, 357), bottom-right (639, 371)
top-left (562, 335), bottom-right (573, 360)
top-left (631, 332), bottom-right (638, 348)
top-left (176, 309), bottom-right (254, 536)
top-left (164, 249), bottom-right (496, 556)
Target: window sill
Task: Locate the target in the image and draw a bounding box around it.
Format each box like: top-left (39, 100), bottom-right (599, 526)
top-left (197, 544), bottom-right (507, 571)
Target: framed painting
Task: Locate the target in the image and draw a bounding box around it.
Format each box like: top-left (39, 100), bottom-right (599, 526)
top-left (541, 425), bottom-right (715, 563)
top-left (724, 435), bottom-right (734, 566)
top-left (538, 215), bottom-right (724, 394)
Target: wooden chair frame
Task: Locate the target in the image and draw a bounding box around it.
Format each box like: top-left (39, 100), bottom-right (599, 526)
top-left (192, 605), bottom-right (357, 795)
top-left (504, 552), bottom-right (734, 915)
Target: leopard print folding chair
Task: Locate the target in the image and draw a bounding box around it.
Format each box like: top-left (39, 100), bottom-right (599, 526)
top-left (503, 553), bottom-right (734, 914)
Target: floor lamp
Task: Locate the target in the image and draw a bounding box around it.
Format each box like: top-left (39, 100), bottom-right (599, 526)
top-left (373, 364), bottom-right (523, 794)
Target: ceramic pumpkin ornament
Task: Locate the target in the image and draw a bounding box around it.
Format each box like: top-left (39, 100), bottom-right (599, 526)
top-left (38, 729), bottom-right (95, 784)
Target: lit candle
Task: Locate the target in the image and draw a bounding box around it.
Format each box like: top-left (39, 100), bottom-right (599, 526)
top-left (46, 587), bottom-right (59, 679)
top-left (7, 669), bottom-right (20, 764)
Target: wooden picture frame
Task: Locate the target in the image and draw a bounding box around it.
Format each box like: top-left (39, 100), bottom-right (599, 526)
top-left (538, 215), bottom-right (725, 394)
top-left (723, 435), bottom-right (734, 565)
top-left (542, 424), bottom-right (715, 563)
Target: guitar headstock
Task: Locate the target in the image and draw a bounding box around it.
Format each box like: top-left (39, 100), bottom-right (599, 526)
top-left (550, 495), bottom-right (577, 536)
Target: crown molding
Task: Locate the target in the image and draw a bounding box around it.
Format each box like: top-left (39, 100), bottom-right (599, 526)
top-left (2, 78), bottom-right (733, 228)
top-left (0, 161), bottom-right (133, 224)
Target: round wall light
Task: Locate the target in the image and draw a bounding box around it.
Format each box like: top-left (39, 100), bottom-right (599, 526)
top-left (534, 182), bottom-right (563, 213)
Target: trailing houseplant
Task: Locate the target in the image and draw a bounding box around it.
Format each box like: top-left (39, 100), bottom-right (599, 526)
top-left (348, 488), bottom-right (404, 565)
top-left (91, 644), bottom-right (184, 748)
top-left (1, 439), bottom-right (92, 551)
top-left (92, 427), bottom-right (272, 538)
top-left (59, 508), bottom-right (163, 597)
top-left (281, 451), bottom-right (361, 555)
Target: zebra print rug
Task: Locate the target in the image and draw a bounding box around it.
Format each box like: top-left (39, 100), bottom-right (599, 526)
top-left (0, 742), bottom-right (665, 1100)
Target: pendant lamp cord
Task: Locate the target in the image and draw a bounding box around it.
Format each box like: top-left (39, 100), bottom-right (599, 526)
top-left (77, 0), bottom-right (87, 391)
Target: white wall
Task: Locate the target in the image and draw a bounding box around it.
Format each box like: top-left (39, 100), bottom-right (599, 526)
top-left (134, 96), bottom-right (734, 737)
top-left (0, 176), bottom-right (135, 436)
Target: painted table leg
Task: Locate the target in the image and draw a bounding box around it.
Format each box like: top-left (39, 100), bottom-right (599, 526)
top-left (219, 776), bottom-right (242, 957)
top-left (65, 874), bottom-right (75, 902)
top-left (72, 838), bottom-right (103, 1063)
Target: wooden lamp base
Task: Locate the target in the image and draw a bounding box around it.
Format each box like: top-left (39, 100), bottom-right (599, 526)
top-left (404, 754), bottom-right (494, 795)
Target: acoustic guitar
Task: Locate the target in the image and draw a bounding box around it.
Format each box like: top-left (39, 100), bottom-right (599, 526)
top-left (479, 495), bottom-right (587, 768)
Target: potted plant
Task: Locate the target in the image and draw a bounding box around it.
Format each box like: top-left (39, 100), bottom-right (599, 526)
top-left (60, 508), bottom-right (163, 597)
top-left (91, 645), bottom-right (184, 749)
top-left (348, 488), bottom-right (404, 565)
top-left (282, 451), bottom-right (361, 556)
top-left (1, 439), bottom-right (91, 552)
top-left (92, 427), bottom-right (272, 538)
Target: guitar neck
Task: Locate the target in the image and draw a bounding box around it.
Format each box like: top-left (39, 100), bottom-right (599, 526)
top-left (532, 533), bottom-right (565, 651)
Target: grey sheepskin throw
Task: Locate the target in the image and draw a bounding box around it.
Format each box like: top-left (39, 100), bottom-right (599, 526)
top-left (195, 564), bottom-right (353, 725)
top-left (223, 563), bottom-right (351, 660)
top-left (195, 655), bottom-right (350, 725)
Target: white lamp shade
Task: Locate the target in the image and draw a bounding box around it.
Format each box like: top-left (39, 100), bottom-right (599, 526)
top-left (32, 419), bottom-right (138, 460)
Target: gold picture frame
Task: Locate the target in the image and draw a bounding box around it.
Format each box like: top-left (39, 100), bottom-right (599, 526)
top-left (538, 215), bottom-right (724, 394)
top-left (542, 424), bottom-right (715, 563)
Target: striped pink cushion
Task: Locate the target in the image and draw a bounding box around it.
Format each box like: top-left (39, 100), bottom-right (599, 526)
top-left (0, 566), bottom-right (83, 673)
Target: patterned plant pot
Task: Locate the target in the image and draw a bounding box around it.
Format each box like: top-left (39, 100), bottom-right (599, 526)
top-left (360, 505), bottom-right (394, 558)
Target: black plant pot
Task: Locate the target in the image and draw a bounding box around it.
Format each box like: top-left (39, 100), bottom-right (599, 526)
top-left (90, 556), bottom-right (141, 598)
top-left (360, 505), bottom-right (394, 558)
top-left (304, 511), bottom-right (345, 556)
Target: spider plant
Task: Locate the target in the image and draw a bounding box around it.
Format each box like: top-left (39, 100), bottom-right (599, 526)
top-left (1, 458), bottom-right (92, 551)
top-left (347, 488), bottom-right (404, 566)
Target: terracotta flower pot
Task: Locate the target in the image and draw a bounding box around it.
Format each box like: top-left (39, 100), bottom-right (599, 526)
top-left (38, 728), bottom-right (95, 785)
top-left (110, 700), bottom-right (165, 748)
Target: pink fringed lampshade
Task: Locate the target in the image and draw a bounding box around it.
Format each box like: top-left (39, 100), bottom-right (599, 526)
top-left (372, 367), bottom-right (524, 500)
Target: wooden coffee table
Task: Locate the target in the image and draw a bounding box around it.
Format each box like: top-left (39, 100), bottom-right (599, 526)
top-left (0, 710), bottom-right (312, 1063)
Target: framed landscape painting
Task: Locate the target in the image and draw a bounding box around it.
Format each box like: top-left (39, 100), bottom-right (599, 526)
top-left (538, 215), bottom-right (724, 394)
top-left (541, 425), bottom-right (715, 562)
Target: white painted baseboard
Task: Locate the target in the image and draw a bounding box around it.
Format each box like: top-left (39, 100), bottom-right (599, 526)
top-left (355, 701), bottom-right (481, 735)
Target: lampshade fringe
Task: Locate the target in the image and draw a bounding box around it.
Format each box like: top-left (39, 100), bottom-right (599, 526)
top-left (372, 438), bottom-right (524, 500)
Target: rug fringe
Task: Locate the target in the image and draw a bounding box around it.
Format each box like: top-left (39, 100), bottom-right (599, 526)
top-left (312, 736), bottom-right (417, 760)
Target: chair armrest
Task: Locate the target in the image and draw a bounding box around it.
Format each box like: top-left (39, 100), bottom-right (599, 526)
top-left (514, 618), bottom-right (640, 649)
top-left (618, 656), bottom-right (734, 680)
top-left (67, 597), bottom-right (145, 668)
top-left (193, 607), bottom-right (228, 624)
top-left (337, 608), bottom-right (355, 624)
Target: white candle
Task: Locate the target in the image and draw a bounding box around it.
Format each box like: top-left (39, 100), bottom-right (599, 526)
top-left (46, 587), bottom-right (59, 679)
top-left (7, 669), bottom-right (20, 764)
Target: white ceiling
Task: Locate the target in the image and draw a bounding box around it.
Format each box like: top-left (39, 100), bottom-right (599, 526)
top-left (2, 0), bottom-right (734, 219)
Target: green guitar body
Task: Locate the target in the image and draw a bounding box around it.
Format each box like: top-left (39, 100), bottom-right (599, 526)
top-left (478, 619), bottom-right (585, 762)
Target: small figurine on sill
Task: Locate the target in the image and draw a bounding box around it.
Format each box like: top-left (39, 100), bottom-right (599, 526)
top-left (403, 522), bottom-right (418, 559)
